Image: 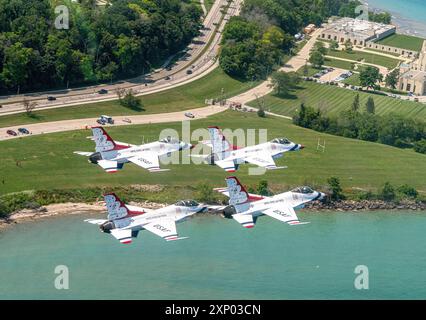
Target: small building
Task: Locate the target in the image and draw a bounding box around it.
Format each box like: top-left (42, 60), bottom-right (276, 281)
top-left (304, 24), bottom-right (316, 35)
top-left (320, 17), bottom-right (395, 46)
top-left (398, 70), bottom-right (426, 95)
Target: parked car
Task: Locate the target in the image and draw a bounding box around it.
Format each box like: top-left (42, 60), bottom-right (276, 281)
top-left (98, 89), bottom-right (108, 94)
top-left (185, 112), bottom-right (195, 119)
top-left (47, 96), bottom-right (57, 101)
top-left (98, 115), bottom-right (114, 125)
top-left (18, 128), bottom-right (30, 135)
top-left (7, 130), bottom-right (17, 136)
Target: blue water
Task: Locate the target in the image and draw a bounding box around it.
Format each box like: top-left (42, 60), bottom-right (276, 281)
top-left (1, 211), bottom-right (426, 300)
top-left (367, 0), bottom-right (426, 36)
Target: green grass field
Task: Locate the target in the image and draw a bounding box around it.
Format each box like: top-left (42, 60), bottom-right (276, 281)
top-left (0, 68), bottom-right (259, 128)
top-left (248, 81), bottom-right (426, 119)
top-left (375, 34), bottom-right (425, 52)
top-left (326, 50), bottom-right (401, 69)
top-left (323, 58), bottom-right (355, 70)
top-left (0, 111), bottom-right (425, 196)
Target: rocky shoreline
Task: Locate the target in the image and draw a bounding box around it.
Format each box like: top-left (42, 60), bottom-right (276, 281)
top-left (1, 199), bottom-right (425, 230)
top-left (305, 199), bottom-right (426, 211)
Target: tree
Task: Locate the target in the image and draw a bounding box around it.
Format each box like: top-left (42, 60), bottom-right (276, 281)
top-left (23, 99), bottom-right (37, 115)
top-left (309, 50), bottom-right (324, 69)
top-left (329, 40), bottom-right (339, 51)
top-left (257, 180), bottom-right (271, 196)
top-left (119, 89), bottom-right (143, 111)
top-left (344, 39), bottom-right (353, 52)
top-left (327, 177), bottom-right (345, 201)
top-left (359, 66), bottom-right (383, 90)
top-left (313, 41), bottom-right (328, 55)
top-left (351, 93), bottom-right (360, 112)
top-left (257, 107), bottom-right (266, 118)
top-left (385, 69), bottom-right (400, 90)
top-left (269, 71), bottom-right (300, 96)
top-left (365, 97), bottom-right (375, 114)
top-left (397, 184), bottom-right (418, 199)
top-left (414, 139), bottom-right (426, 154)
top-left (195, 183), bottom-right (216, 204)
top-left (380, 182), bottom-right (396, 202)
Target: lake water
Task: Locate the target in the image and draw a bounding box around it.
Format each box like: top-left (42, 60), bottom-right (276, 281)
top-left (0, 211), bottom-right (426, 300)
top-left (366, 0), bottom-right (426, 36)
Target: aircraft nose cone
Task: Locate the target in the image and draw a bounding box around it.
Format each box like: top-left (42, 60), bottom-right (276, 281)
top-left (299, 144), bottom-right (305, 150)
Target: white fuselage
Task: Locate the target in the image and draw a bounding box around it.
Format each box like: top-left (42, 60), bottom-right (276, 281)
top-left (114, 204), bottom-right (205, 231)
top-left (101, 141), bottom-right (183, 164)
top-left (234, 190), bottom-right (323, 217)
top-left (220, 141), bottom-right (299, 163)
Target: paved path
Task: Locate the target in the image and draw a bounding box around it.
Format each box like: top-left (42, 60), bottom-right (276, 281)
top-left (228, 28), bottom-right (324, 106)
top-left (0, 105), bottom-right (228, 141)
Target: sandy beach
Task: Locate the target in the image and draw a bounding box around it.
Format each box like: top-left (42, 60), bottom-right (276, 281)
top-left (0, 201), bottom-right (166, 230)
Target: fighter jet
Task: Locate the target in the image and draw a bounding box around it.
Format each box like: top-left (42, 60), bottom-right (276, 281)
top-left (193, 126), bottom-right (304, 172)
top-left (85, 193), bottom-right (208, 244)
top-left (74, 127), bottom-right (192, 173)
top-left (214, 176), bottom-right (325, 228)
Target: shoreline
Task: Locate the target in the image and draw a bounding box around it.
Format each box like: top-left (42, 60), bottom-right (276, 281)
top-left (1, 199), bottom-right (425, 230)
top-left (365, 1), bottom-right (426, 37)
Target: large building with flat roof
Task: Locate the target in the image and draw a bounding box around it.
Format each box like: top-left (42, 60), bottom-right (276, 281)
top-left (320, 17), bottom-right (396, 47)
top-left (398, 41), bottom-right (426, 95)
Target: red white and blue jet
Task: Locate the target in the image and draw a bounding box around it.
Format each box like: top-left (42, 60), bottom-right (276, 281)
top-left (75, 127), bottom-right (192, 173)
top-left (85, 193), bottom-right (207, 244)
top-left (193, 126), bottom-right (304, 172)
top-left (214, 176), bottom-right (325, 228)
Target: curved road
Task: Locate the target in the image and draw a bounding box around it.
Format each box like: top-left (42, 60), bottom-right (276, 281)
top-left (0, 0), bottom-right (242, 116)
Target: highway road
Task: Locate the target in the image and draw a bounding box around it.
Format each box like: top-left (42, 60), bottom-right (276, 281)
top-left (0, 0), bottom-right (243, 116)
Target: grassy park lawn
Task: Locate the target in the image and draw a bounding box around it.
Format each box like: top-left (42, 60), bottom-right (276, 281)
top-left (326, 50), bottom-right (402, 69)
top-left (323, 58), bottom-right (355, 70)
top-left (248, 81), bottom-right (426, 120)
top-left (375, 34), bottom-right (424, 52)
top-left (0, 68), bottom-right (259, 128)
top-left (0, 111), bottom-right (425, 197)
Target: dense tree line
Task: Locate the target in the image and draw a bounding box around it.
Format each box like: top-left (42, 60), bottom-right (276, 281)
top-left (339, 0), bottom-right (391, 24)
top-left (220, 0), bottom-right (354, 80)
top-left (0, 0), bottom-right (202, 93)
top-left (293, 100), bottom-right (426, 154)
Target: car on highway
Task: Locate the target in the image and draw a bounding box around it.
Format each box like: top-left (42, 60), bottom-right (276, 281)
top-left (165, 76), bottom-right (171, 80)
top-left (98, 89), bottom-right (108, 94)
top-left (18, 128), bottom-right (30, 135)
top-left (185, 112), bottom-right (195, 119)
top-left (186, 69), bottom-right (193, 75)
top-left (7, 130), bottom-right (17, 136)
top-left (47, 96), bottom-right (57, 101)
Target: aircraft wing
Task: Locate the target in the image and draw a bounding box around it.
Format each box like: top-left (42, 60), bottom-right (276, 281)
top-left (98, 160), bottom-right (120, 173)
top-left (232, 213), bottom-right (255, 228)
top-left (143, 219), bottom-right (186, 241)
top-left (215, 159), bottom-right (236, 172)
top-left (74, 151), bottom-right (93, 157)
top-left (84, 219), bottom-right (107, 225)
top-left (127, 153), bottom-right (169, 172)
top-left (243, 154), bottom-right (286, 170)
top-left (262, 206), bottom-right (308, 225)
top-left (110, 228), bottom-right (133, 244)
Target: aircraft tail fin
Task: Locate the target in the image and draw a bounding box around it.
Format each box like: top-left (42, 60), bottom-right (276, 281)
top-left (92, 127), bottom-right (130, 153)
top-left (104, 193), bottom-right (145, 221)
top-left (208, 126), bottom-right (233, 156)
top-left (226, 176), bottom-right (250, 205)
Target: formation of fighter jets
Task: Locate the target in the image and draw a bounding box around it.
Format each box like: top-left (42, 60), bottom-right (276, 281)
top-left (78, 125), bottom-right (325, 244)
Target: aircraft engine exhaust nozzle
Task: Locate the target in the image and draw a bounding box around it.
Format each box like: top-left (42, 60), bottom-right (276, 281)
top-left (99, 221), bottom-right (115, 233)
top-left (89, 152), bottom-right (102, 164)
top-left (222, 205), bottom-right (237, 219)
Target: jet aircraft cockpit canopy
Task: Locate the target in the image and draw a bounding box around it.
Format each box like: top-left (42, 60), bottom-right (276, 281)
top-left (160, 136), bottom-right (180, 144)
top-left (271, 138), bottom-right (291, 145)
top-left (292, 186), bottom-right (314, 194)
top-left (175, 200), bottom-right (200, 207)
